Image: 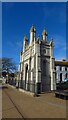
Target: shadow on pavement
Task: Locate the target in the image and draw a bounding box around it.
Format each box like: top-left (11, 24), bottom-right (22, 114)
top-left (0, 85), bottom-right (8, 89)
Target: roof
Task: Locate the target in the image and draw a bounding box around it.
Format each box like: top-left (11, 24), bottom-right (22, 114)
top-left (55, 60), bottom-right (68, 66)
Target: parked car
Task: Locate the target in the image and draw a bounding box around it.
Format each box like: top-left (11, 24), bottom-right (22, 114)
top-left (56, 79), bottom-right (68, 90)
top-left (64, 78), bottom-right (68, 82)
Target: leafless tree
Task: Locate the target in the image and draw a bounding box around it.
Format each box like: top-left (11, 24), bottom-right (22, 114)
top-left (0, 58), bottom-right (17, 77)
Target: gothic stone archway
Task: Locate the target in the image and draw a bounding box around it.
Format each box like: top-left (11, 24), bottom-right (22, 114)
top-left (25, 63), bottom-right (28, 89)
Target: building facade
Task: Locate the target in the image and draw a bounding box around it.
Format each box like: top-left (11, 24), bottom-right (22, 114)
top-left (20, 25), bottom-right (56, 94)
top-left (55, 59), bottom-right (68, 83)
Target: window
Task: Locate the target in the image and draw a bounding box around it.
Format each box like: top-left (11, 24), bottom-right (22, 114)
top-left (65, 73), bottom-right (67, 78)
top-left (65, 67), bottom-right (67, 71)
top-left (60, 73), bottom-right (62, 82)
top-left (60, 66), bottom-right (62, 71)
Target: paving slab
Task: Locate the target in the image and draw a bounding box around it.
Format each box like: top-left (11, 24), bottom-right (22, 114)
top-left (2, 84), bottom-right (67, 119)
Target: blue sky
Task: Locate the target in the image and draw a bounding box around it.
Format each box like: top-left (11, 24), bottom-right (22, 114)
top-left (2, 2), bottom-right (66, 66)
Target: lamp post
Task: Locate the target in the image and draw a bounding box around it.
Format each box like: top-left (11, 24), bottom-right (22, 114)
top-left (6, 67), bottom-right (8, 83)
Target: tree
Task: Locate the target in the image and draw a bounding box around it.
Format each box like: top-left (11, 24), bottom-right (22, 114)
top-left (0, 57), bottom-right (17, 74)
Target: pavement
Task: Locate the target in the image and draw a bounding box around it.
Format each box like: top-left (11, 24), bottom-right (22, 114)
top-left (0, 83), bottom-right (2, 120)
top-left (2, 84), bottom-right (67, 119)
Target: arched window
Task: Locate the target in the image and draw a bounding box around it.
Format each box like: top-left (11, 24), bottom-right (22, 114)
top-left (60, 73), bottom-right (62, 82)
top-left (65, 73), bottom-right (67, 78)
top-left (65, 67), bottom-right (67, 71)
top-left (60, 66), bottom-right (62, 71)
top-left (25, 64), bottom-right (28, 72)
top-left (25, 64), bottom-right (28, 89)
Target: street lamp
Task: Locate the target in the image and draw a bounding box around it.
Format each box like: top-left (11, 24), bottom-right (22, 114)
top-left (6, 67), bottom-right (8, 83)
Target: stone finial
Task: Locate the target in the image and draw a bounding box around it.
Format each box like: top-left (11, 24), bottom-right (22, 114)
top-left (42, 28), bottom-right (48, 36)
top-left (34, 28), bottom-right (36, 33)
top-left (24, 35), bottom-right (28, 49)
top-left (50, 39), bottom-right (54, 47)
top-left (30, 24), bottom-right (36, 33)
top-left (24, 35), bottom-right (28, 41)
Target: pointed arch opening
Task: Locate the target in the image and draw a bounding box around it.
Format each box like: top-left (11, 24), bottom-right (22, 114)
top-left (25, 63), bottom-right (28, 89)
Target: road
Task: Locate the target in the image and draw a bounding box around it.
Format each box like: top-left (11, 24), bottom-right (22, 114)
top-left (2, 84), bottom-right (67, 119)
